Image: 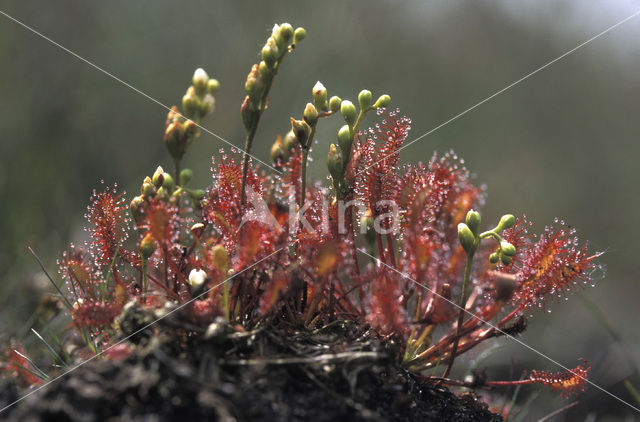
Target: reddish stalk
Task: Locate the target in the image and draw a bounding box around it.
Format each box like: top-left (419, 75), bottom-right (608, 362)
top-left (385, 232), bottom-right (397, 268)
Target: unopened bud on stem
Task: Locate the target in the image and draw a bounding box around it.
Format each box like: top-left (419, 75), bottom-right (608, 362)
top-left (358, 90), bottom-right (372, 110)
top-left (192, 68), bottom-right (209, 95)
top-left (458, 223), bottom-right (476, 253)
top-left (465, 209), bottom-right (481, 236)
top-left (340, 100), bottom-right (357, 127)
top-left (140, 234), bottom-right (157, 260)
top-left (329, 96), bottom-right (342, 113)
top-left (495, 214), bottom-right (516, 232)
top-left (312, 81), bottom-right (328, 111)
top-left (303, 103), bottom-right (318, 126)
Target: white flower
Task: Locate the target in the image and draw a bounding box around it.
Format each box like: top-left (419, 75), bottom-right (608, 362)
top-left (188, 268), bottom-right (207, 287)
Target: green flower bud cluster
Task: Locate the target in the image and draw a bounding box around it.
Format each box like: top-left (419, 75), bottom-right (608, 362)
top-left (458, 210), bottom-right (517, 265)
top-left (241, 23), bottom-right (305, 131)
top-left (463, 212), bottom-right (517, 265)
top-left (182, 68), bottom-right (219, 122)
top-left (164, 106), bottom-right (199, 163)
top-left (130, 166), bottom-right (204, 228)
top-left (457, 210), bottom-right (481, 254)
top-left (326, 90), bottom-right (391, 199)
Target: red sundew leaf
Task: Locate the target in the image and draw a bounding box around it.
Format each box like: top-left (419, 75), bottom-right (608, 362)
top-left (203, 152), bottom-right (265, 249)
top-left (145, 199), bottom-right (180, 249)
top-left (512, 220), bottom-right (602, 309)
top-left (71, 300), bottom-right (122, 329)
top-left (529, 359), bottom-right (591, 399)
top-left (280, 144), bottom-right (302, 205)
top-left (58, 244), bottom-right (96, 300)
top-left (85, 184), bottom-right (130, 267)
top-left (367, 270), bottom-right (408, 336)
top-left (0, 342), bottom-right (42, 387)
top-left (353, 110), bottom-right (411, 217)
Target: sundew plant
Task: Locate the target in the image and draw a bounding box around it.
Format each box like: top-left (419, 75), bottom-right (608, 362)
top-left (1, 23), bottom-right (603, 406)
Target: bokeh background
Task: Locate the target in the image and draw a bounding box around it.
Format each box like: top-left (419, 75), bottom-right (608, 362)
top-left (1, 1), bottom-right (639, 419)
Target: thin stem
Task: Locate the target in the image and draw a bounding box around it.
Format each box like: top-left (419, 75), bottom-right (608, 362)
top-left (27, 246), bottom-right (73, 310)
top-left (351, 108), bottom-right (372, 136)
top-left (442, 250), bottom-right (474, 378)
top-left (299, 147), bottom-right (309, 208)
top-left (486, 379), bottom-right (534, 387)
top-left (386, 232), bottom-right (397, 268)
top-left (141, 256), bottom-right (148, 296)
top-left (376, 233), bottom-right (386, 264)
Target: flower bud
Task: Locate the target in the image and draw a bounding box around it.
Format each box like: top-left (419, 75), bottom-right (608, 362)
top-left (262, 37), bottom-right (279, 69)
top-left (337, 124), bottom-right (352, 156)
top-left (303, 103), bottom-right (318, 126)
top-left (501, 254), bottom-right (513, 266)
top-left (140, 233), bottom-right (157, 260)
top-left (212, 244), bottom-right (229, 273)
top-left (465, 209), bottom-right (481, 236)
top-left (190, 223), bottom-right (205, 238)
top-left (162, 172), bottom-right (174, 192)
top-left (495, 214), bottom-right (516, 232)
top-left (190, 189), bottom-right (205, 201)
top-left (183, 119), bottom-right (197, 139)
top-left (152, 166), bottom-right (165, 188)
top-left (244, 64), bottom-right (264, 104)
top-left (358, 90), bottom-right (372, 110)
top-left (182, 86), bottom-right (199, 119)
top-left (130, 195), bottom-right (144, 224)
top-left (290, 117), bottom-right (311, 148)
top-left (283, 130), bottom-right (297, 151)
top-left (293, 27), bottom-right (306, 43)
top-left (141, 177), bottom-right (155, 196)
top-left (270, 136), bottom-right (289, 164)
top-left (278, 23), bottom-right (294, 45)
top-left (258, 60), bottom-right (270, 80)
top-left (312, 81), bottom-right (328, 110)
top-left (272, 24), bottom-right (285, 51)
top-left (501, 241), bottom-right (516, 257)
top-left (241, 96), bottom-right (259, 130)
top-left (326, 144), bottom-right (343, 181)
top-left (164, 121), bottom-right (185, 160)
top-left (199, 93), bottom-right (215, 117)
top-left (179, 168), bottom-right (193, 186)
top-left (373, 94), bottom-right (391, 109)
top-left (192, 68), bottom-right (209, 95)
top-left (361, 210), bottom-right (376, 245)
top-left (489, 252), bottom-right (500, 264)
top-left (340, 100), bottom-right (357, 127)
top-left (329, 96), bottom-right (342, 113)
top-left (206, 78), bottom-right (220, 95)
top-left (188, 268), bottom-right (207, 287)
top-left (457, 223), bottom-right (476, 253)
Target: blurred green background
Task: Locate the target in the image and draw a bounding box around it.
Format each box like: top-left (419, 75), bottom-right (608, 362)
top-left (1, 1), bottom-right (639, 419)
